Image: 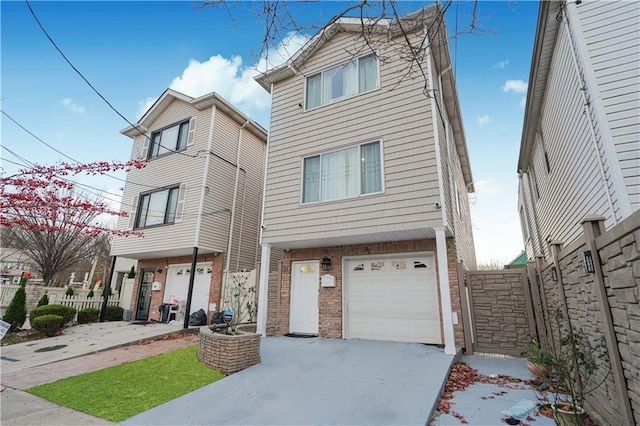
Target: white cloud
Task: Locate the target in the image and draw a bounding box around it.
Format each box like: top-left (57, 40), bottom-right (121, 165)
top-left (493, 60), bottom-right (509, 69)
top-left (60, 98), bottom-right (85, 114)
top-left (477, 114), bottom-right (491, 126)
top-left (136, 97), bottom-right (158, 120)
top-left (502, 79), bottom-right (528, 94)
top-left (136, 32), bottom-right (309, 125)
top-left (474, 178), bottom-right (504, 197)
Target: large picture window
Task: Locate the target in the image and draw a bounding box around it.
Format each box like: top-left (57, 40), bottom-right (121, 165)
top-left (135, 186), bottom-right (180, 228)
top-left (148, 120), bottom-right (190, 158)
top-left (305, 54), bottom-right (379, 109)
top-left (302, 141), bottom-right (382, 203)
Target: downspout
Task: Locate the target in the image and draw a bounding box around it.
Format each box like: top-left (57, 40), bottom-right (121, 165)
top-left (256, 83), bottom-right (274, 336)
top-left (424, 27), bottom-right (448, 230)
top-left (521, 171), bottom-right (545, 257)
top-left (225, 120), bottom-right (249, 274)
top-left (563, 3), bottom-right (628, 223)
top-left (235, 173), bottom-right (247, 271)
top-left (439, 65), bottom-right (459, 262)
top-left (194, 106), bottom-right (217, 247)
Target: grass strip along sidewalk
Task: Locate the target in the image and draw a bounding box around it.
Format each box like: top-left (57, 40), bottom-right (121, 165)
top-left (27, 345), bottom-right (224, 422)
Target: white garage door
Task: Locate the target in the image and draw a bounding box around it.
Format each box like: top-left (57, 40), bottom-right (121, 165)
top-left (165, 263), bottom-right (212, 315)
top-left (345, 254), bottom-right (441, 344)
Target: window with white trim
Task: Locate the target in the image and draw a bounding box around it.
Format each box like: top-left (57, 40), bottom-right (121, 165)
top-left (135, 185), bottom-right (180, 228)
top-left (302, 141), bottom-right (382, 203)
top-left (148, 120), bottom-right (190, 159)
top-left (305, 54), bottom-right (379, 109)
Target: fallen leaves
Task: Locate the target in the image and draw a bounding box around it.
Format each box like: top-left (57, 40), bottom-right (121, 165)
top-left (432, 362), bottom-right (532, 425)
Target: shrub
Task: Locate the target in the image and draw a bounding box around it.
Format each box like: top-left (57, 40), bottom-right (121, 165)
top-left (104, 305), bottom-right (124, 321)
top-left (30, 304), bottom-right (76, 324)
top-left (4, 281), bottom-right (27, 331)
top-left (65, 286), bottom-right (74, 296)
top-left (127, 266), bottom-right (136, 278)
top-left (87, 289), bottom-right (94, 299)
top-left (32, 314), bottom-right (66, 337)
top-left (36, 293), bottom-right (50, 307)
top-left (77, 308), bottom-right (100, 324)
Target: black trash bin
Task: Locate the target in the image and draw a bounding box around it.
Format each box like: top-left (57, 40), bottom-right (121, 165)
top-left (159, 303), bottom-right (171, 323)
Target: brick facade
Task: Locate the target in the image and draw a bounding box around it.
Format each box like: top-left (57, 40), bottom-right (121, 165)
top-left (270, 239), bottom-right (465, 347)
top-left (131, 253), bottom-right (225, 322)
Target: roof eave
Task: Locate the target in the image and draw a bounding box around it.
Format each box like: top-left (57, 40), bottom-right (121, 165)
top-left (517, 0), bottom-right (561, 172)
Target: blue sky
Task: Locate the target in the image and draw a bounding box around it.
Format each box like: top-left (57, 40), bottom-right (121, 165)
top-left (1, 0), bottom-right (539, 265)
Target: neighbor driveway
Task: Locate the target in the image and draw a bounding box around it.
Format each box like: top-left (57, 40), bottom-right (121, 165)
top-left (123, 336), bottom-right (455, 425)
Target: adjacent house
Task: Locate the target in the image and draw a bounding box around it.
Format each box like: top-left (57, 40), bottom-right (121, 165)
top-left (517, 0), bottom-right (639, 259)
top-left (110, 89), bottom-right (267, 322)
top-left (254, 5), bottom-right (476, 354)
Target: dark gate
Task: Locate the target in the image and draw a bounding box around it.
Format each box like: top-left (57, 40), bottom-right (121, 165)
top-left (464, 269), bottom-right (535, 356)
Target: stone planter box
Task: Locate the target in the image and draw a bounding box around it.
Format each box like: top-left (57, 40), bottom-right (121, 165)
top-left (197, 326), bottom-right (261, 375)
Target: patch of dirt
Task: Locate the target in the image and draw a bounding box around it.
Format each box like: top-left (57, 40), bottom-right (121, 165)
top-left (1, 329), bottom-right (47, 346)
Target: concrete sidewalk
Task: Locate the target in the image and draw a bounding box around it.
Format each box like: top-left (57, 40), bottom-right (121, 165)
top-left (1, 321), bottom-right (184, 374)
top-left (1, 321), bottom-right (198, 426)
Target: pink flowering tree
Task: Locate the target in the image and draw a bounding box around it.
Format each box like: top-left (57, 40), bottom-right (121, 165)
top-left (1, 160), bottom-right (146, 286)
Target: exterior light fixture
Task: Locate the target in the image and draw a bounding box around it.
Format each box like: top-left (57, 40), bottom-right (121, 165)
top-left (550, 266), bottom-right (558, 282)
top-left (583, 250), bottom-right (595, 274)
top-left (321, 256), bottom-right (332, 271)
top-left (156, 268), bottom-right (163, 274)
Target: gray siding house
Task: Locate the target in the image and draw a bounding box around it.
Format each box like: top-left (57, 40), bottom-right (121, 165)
top-left (255, 5), bottom-right (476, 355)
top-left (111, 89), bottom-right (267, 322)
top-left (518, 0), bottom-right (640, 259)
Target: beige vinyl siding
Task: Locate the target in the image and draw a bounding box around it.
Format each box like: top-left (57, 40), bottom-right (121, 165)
top-left (262, 31), bottom-right (443, 246)
top-left (530, 24), bottom-right (611, 251)
top-left (197, 110), bottom-right (266, 272)
top-left (111, 100), bottom-right (210, 257)
top-left (578, 0), bottom-right (640, 211)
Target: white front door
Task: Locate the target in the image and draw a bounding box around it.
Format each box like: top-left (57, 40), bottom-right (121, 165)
top-left (289, 261), bottom-right (319, 335)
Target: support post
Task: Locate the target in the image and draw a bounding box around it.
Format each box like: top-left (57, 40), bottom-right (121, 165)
top-left (435, 228), bottom-right (456, 355)
top-left (256, 244), bottom-right (271, 337)
top-left (549, 241), bottom-right (571, 326)
top-left (581, 216), bottom-right (634, 426)
top-left (456, 262), bottom-right (473, 355)
top-left (526, 260), bottom-right (546, 344)
top-left (100, 256), bottom-right (117, 322)
top-left (183, 247), bottom-right (199, 329)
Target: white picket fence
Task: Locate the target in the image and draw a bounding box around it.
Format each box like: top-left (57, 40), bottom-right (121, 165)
top-left (49, 294), bottom-right (121, 312)
top-left (0, 284), bottom-right (120, 320)
top-left (0, 284), bottom-right (19, 307)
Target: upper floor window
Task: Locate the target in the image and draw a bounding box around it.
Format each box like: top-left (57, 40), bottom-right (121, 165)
top-left (302, 141), bottom-right (382, 203)
top-left (305, 54), bottom-right (379, 110)
top-left (148, 120), bottom-right (190, 159)
top-left (135, 185), bottom-right (180, 229)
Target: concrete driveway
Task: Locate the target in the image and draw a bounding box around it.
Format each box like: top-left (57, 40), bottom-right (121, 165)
top-left (123, 336), bottom-right (455, 426)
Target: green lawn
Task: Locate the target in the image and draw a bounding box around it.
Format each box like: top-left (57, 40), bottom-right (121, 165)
top-left (27, 345), bottom-right (224, 422)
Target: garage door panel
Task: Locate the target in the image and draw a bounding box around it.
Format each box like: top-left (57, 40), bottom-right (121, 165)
top-left (346, 254), bottom-right (441, 344)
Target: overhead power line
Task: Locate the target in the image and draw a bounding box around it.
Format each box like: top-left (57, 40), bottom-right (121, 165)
top-left (25, 0), bottom-right (197, 160)
top-left (1, 109), bottom-right (162, 190)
